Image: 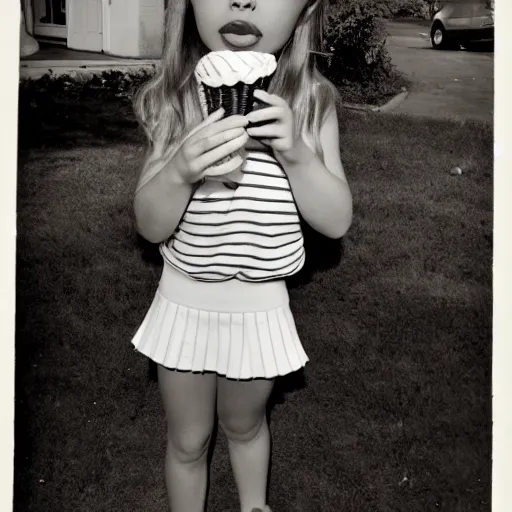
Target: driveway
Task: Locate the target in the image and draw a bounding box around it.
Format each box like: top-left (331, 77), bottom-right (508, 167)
top-left (384, 20), bottom-right (493, 123)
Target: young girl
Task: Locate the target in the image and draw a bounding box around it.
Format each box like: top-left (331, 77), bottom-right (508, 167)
top-left (131, 1), bottom-right (352, 511)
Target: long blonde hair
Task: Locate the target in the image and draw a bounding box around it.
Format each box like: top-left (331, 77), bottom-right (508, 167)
top-left (134, 0), bottom-right (338, 166)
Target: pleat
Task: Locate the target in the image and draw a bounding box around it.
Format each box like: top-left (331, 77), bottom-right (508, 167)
top-left (177, 308), bottom-right (199, 369)
top-left (204, 312), bottom-right (219, 372)
top-left (283, 306), bottom-right (308, 363)
top-left (255, 312), bottom-right (279, 378)
top-left (238, 315), bottom-right (251, 380)
top-left (152, 301), bottom-right (178, 364)
top-left (244, 313), bottom-right (265, 378)
top-left (192, 310), bottom-right (210, 372)
top-left (266, 308), bottom-right (292, 375)
top-left (216, 313), bottom-right (232, 377)
top-left (132, 292), bottom-right (163, 353)
top-left (164, 306), bottom-right (189, 367)
top-left (147, 298), bottom-right (170, 361)
top-left (227, 314), bottom-right (244, 380)
top-left (276, 306), bottom-right (304, 370)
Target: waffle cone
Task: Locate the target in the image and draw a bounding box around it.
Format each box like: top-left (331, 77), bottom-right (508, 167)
top-left (197, 76), bottom-right (273, 185)
top-left (198, 76), bottom-right (273, 118)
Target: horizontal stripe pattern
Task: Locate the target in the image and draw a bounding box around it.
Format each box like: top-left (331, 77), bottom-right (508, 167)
top-left (161, 151), bottom-right (305, 282)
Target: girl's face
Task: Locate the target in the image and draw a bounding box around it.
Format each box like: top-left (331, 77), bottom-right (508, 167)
top-left (190, 0), bottom-right (310, 54)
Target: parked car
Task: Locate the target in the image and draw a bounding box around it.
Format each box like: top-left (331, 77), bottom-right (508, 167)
top-left (430, 0), bottom-right (494, 50)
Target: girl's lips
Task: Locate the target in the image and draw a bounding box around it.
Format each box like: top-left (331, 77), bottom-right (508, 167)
top-left (220, 33), bottom-right (260, 49)
top-left (219, 20), bottom-right (262, 49)
top-left (219, 20), bottom-right (262, 37)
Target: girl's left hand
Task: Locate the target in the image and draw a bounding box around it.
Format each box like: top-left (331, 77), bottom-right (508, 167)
top-left (245, 90), bottom-right (299, 155)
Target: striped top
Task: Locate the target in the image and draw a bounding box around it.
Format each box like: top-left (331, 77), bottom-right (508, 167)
top-left (160, 150), bottom-right (305, 282)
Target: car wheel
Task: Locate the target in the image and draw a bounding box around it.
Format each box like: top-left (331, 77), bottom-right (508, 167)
top-left (431, 24), bottom-right (458, 50)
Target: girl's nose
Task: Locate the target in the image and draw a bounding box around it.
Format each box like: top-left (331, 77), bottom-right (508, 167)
top-left (230, 0), bottom-right (256, 11)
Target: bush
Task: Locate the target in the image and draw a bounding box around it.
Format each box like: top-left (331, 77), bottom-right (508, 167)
top-left (18, 70), bottom-right (153, 149)
top-left (321, 0), bottom-right (409, 105)
top-left (19, 69), bottom-right (153, 101)
top-left (381, 0), bottom-right (430, 18)
top-left (322, 0), bottom-right (390, 83)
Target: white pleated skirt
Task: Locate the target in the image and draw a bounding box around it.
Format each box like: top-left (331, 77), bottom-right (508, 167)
top-left (131, 263), bottom-right (309, 380)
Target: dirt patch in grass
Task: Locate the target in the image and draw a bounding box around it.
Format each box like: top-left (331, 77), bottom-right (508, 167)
top-left (15, 95), bottom-right (492, 512)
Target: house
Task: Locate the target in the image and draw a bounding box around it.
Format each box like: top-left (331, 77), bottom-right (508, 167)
top-left (22, 0), bottom-right (165, 59)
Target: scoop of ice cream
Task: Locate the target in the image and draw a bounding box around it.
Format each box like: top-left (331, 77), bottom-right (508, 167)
top-left (194, 51), bottom-right (277, 88)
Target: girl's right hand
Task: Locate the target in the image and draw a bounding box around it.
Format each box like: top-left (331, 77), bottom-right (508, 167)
top-left (172, 108), bottom-right (249, 184)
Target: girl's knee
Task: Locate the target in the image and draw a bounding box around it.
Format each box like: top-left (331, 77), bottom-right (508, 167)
top-left (218, 414), bottom-right (266, 444)
top-left (167, 428), bottom-right (212, 464)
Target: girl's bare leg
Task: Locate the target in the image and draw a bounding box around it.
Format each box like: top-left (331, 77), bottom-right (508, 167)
top-left (217, 377), bottom-right (275, 512)
top-left (158, 366), bottom-right (217, 512)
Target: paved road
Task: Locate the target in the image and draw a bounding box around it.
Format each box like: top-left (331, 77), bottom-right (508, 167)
top-left (384, 20), bottom-right (493, 123)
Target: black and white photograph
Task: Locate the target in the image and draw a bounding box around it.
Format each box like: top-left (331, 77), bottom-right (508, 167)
top-left (11, 0), bottom-right (502, 511)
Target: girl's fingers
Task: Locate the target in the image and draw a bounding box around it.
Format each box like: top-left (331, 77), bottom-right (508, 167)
top-left (202, 107), bottom-right (226, 125)
top-left (201, 154), bottom-right (245, 178)
top-left (188, 113), bottom-right (246, 146)
top-left (246, 106), bottom-right (283, 124)
top-left (194, 132), bottom-right (248, 171)
top-left (193, 127), bottom-right (247, 154)
top-left (187, 115), bottom-right (248, 159)
top-left (189, 107), bottom-right (225, 136)
top-left (182, 107), bottom-right (226, 148)
top-left (246, 124), bottom-right (282, 139)
top-left (253, 89), bottom-right (286, 106)
top-left (201, 115), bottom-right (248, 139)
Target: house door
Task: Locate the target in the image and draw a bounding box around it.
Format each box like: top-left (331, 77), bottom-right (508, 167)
top-left (33, 0), bottom-right (67, 39)
top-left (67, 0), bottom-right (103, 52)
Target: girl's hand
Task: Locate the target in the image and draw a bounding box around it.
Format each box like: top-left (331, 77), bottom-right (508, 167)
top-left (172, 108), bottom-right (249, 184)
top-left (245, 90), bottom-right (299, 156)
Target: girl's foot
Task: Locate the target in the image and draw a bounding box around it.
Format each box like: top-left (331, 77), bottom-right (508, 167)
top-left (250, 507), bottom-right (272, 512)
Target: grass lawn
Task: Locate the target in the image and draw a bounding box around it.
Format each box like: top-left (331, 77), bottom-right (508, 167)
top-left (15, 92), bottom-right (492, 512)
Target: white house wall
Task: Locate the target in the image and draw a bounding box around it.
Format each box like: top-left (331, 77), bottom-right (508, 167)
top-left (138, 0), bottom-right (164, 57)
top-left (107, 0), bottom-right (164, 58)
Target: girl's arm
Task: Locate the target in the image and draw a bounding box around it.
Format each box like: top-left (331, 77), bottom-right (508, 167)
top-left (134, 156), bottom-right (193, 244)
top-left (247, 92), bottom-right (352, 239)
top-left (276, 108), bottom-right (352, 239)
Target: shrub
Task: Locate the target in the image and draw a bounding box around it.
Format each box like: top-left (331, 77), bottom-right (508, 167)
top-left (322, 0), bottom-right (390, 82)
top-left (320, 0), bottom-right (408, 104)
top-left (19, 69), bottom-right (154, 101)
top-left (381, 0), bottom-right (430, 18)
top-left (18, 70), bottom-right (153, 149)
